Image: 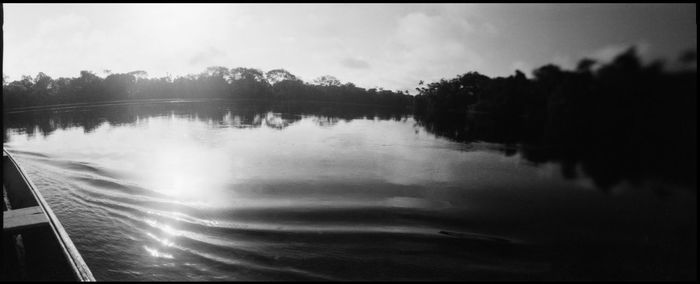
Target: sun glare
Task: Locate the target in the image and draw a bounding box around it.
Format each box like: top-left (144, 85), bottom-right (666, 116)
top-left (145, 145), bottom-right (205, 197)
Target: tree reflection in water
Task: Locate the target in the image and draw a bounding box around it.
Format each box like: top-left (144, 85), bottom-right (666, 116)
top-left (3, 99), bottom-right (695, 194)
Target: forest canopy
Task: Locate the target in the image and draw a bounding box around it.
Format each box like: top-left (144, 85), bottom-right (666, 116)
top-left (2, 68), bottom-right (413, 109)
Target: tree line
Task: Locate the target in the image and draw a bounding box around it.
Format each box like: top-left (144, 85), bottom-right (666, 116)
top-left (2, 67), bottom-right (413, 109)
top-left (413, 47), bottom-right (696, 190)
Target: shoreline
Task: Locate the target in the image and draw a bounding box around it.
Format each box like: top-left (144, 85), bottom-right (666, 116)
top-left (3, 98), bottom-right (412, 114)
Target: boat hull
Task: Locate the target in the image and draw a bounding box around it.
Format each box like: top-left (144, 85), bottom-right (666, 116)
top-left (2, 149), bottom-right (95, 281)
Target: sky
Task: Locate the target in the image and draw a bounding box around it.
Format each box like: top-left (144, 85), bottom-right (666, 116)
top-left (3, 4), bottom-right (697, 93)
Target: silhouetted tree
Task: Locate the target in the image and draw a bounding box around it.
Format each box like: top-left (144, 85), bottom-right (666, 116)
top-left (266, 69), bottom-right (300, 85)
top-left (313, 75), bottom-right (341, 87)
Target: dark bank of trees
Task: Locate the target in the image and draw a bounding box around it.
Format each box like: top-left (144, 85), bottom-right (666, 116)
top-left (2, 67), bottom-right (413, 110)
top-left (414, 47), bottom-right (697, 191)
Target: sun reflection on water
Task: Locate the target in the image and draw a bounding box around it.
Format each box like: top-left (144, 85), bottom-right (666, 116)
top-left (146, 232), bottom-right (175, 247)
top-left (146, 146), bottom-right (207, 197)
top-left (133, 128), bottom-right (234, 207)
top-left (144, 218), bottom-right (182, 236)
top-left (145, 209), bottom-right (219, 227)
top-left (143, 246), bottom-right (174, 259)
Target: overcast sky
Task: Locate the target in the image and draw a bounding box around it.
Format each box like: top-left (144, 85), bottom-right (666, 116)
top-left (3, 4), bottom-right (696, 92)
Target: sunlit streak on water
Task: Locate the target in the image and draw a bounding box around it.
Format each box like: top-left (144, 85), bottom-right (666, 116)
top-left (144, 246), bottom-right (174, 259)
top-left (144, 219), bottom-right (183, 236)
top-left (144, 209), bottom-right (219, 227)
top-left (146, 232), bottom-right (175, 247)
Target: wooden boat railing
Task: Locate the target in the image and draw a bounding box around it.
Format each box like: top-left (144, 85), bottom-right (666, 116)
top-left (3, 149), bottom-right (95, 281)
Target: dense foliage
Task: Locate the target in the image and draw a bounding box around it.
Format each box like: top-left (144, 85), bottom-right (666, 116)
top-left (414, 47), bottom-right (697, 190)
top-left (2, 68), bottom-right (413, 109)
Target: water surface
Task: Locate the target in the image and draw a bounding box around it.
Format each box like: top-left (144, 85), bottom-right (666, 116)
top-left (3, 101), bottom-right (696, 280)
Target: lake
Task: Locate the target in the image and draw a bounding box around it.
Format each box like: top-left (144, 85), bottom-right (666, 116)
top-left (2, 100), bottom-right (696, 280)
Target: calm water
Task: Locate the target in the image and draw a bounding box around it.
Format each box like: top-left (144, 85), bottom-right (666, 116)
top-left (3, 101), bottom-right (696, 280)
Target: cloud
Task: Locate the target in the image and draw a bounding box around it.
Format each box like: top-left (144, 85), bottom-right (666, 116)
top-left (552, 54), bottom-right (575, 70)
top-left (341, 58), bottom-right (370, 69)
top-left (481, 22), bottom-right (499, 36)
top-left (374, 12), bottom-right (484, 92)
top-left (36, 13), bottom-right (91, 37)
top-left (392, 12), bottom-right (473, 47)
top-left (588, 41), bottom-right (652, 65)
top-left (189, 47), bottom-right (227, 67)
